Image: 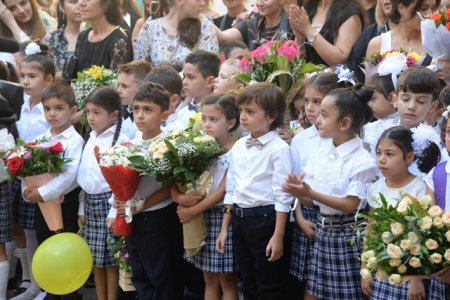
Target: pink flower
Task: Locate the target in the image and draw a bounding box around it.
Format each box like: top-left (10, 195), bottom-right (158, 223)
top-left (249, 46), bottom-right (268, 64)
top-left (276, 41), bottom-right (299, 62)
top-left (23, 150), bottom-right (32, 160)
top-left (238, 56), bottom-right (252, 72)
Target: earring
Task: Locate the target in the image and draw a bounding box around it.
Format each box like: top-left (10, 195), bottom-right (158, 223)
top-left (61, 13), bottom-right (65, 21)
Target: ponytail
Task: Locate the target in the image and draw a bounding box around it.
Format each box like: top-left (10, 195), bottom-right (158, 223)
top-left (417, 142), bottom-right (441, 174)
top-left (112, 116), bottom-right (122, 146)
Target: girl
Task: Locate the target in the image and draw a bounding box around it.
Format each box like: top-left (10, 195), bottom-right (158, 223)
top-left (172, 94), bottom-right (239, 300)
top-left (283, 84), bottom-right (378, 300)
top-left (10, 41), bottom-right (54, 300)
top-left (77, 87), bottom-right (127, 300)
top-left (213, 59), bottom-right (245, 94)
top-left (363, 73), bottom-right (399, 156)
top-left (364, 126), bottom-right (444, 300)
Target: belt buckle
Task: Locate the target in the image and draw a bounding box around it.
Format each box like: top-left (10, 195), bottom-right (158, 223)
top-left (321, 216), bottom-right (333, 227)
top-left (235, 206), bottom-right (244, 218)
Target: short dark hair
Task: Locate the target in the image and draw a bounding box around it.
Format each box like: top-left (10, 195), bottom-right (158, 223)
top-left (219, 41), bottom-right (248, 60)
top-left (202, 93), bottom-right (240, 132)
top-left (397, 67), bottom-right (441, 100)
top-left (41, 80), bottom-right (76, 107)
top-left (438, 84), bottom-right (450, 108)
top-left (184, 50), bottom-right (220, 78)
top-left (117, 61), bottom-right (152, 83)
top-left (145, 64), bottom-right (183, 96)
top-left (237, 83), bottom-right (285, 131)
top-left (134, 82), bottom-right (170, 112)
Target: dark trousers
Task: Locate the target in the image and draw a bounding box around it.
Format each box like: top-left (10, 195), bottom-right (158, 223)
top-left (232, 213), bottom-right (289, 300)
top-left (127, 202), bottom-right (185, 300)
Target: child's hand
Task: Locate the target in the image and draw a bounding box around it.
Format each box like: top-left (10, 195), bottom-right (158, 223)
top-left (176, 205), bottom-right (197, 223)
top-left (216, 230), bottom-right (228, 254)
top-left (266, 234), bottom-right (283, 262)
top-left (435, 266), bottom-right (450, 284)
top-left (408, 278), bottom-right (426, 300)
top-left (106, 217), bottom-right (115, 229)
top-left (297, 218), bottom-right (316, 239)
top-left (170, 185), bottom-right (203, 206)
top-left (26, 188), bottom-right (44, 203)
top-left (282, 174), bottom-right (311, 198)
top-left (116, 202), bottom-right (126, 217)
top-left (78, 216), bottom-right (85, 227)
top-left (361, 277), bottom-right (373, 297)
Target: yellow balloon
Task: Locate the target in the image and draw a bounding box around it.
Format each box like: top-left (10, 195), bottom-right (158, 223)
top-left (32, 233), bottom-right (93, 295)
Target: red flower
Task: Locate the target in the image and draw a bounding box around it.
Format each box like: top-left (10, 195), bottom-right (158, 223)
top-left (26, 141), bottom-right (37, 146)
top-left (446, 22), bottom-right (450, 31)
top-left (49, 142), bottom-right (64, 155)
top-left (7, 157), bottom-right (25, 174)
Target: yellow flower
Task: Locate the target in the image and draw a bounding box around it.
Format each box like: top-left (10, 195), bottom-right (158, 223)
top-left (385, 51), bottom-right (400, 58)
top-left (407, 52), bottom-right (421, 62)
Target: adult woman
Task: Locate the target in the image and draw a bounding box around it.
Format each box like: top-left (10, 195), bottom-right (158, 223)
top-left (366, 0), bottom-right (439, 65)
top-left (70, 0), bottom-right (132, 77)
top-left (44, 0), bottom-right (82, 74)
top-left (134, 0), bottom-right (218, 68)
top-left (131, 0), bottom-right (151, 49)
top-left (213, 0), bottom-right (246, 31)
top-left (0, 0), bottom-right (56, 41)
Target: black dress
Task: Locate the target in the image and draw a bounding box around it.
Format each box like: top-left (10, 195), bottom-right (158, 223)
top-left (74, 27), bottom-right (133, 74)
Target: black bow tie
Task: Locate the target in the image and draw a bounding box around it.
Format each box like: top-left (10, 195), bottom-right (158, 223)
top-left (122, 107), bottom-right (133, 121)
top-left (188, 103), bottom-right (199, 112)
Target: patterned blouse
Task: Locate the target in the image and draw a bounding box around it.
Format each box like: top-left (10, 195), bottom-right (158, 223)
top-left (134, 16), bottom-right (219, 67)
top-left (44, 27), bottom-right (72, 70)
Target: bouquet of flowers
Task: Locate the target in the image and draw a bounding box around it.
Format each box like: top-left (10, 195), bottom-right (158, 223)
top-left (4, 138), bottom-right (72, 231)
top-left (95, 142), bottom-right (141, 236)
top-left (360, 194), bottom-right (450, 285)
top-left (362, 49), bottom-right (421, 79)
top-left (129, 129), bottom-right (225, 256)
top-left (107, 236), bottom-right (135, 291)
top-left (420, 9), bottom-right (450, 60)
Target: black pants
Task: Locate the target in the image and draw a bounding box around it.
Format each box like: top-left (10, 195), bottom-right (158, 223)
top-left (127, 202), bottom-right (185, 300)
top-left (232, 213), bottom-right (289, 300)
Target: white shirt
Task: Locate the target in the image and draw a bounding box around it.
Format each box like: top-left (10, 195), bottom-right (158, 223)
top-left (121, 117), bottom-right (137, 140)
top-left (425, 161), bottom-right (450, 210)
top-left (162, 113), bottom-right (184, 134)
top-left (16, 94), bottom-right (50, 142)
top-left (367, 176), bottom-right (426, 208)
top-left (0, 128), bottom-right (15, 183)
top-left (290, 125), bottom-right (327, 174)
top-left (362, 112), bottom-right (400, 157)
top-left (210, 152), bottom-right (230, 206)
top-left (224, 131), bottom-right (294, 213)
top-left (22, 126), bottom-right (84, 201)
top-left (176, 100), bottom-right (199, 129)
top-left (303, 137), bottom-right (378, 215)
top-left (77, 126), bottom-right (129, 194)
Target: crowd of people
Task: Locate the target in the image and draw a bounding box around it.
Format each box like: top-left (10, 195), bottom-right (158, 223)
top-left (1, 0), bottom-right (450, 300)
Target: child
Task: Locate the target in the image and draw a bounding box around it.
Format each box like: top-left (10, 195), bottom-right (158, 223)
top-left (10, 41), bottom-right (55, 300)
top-left (144, 64), bottom-right (184, 132)
top-left (77, 87), bottom-right (128, 300)
top-left (283, 84), bottom-right (378, 300)
top-left (21, 81), bottom-right (84, 300)
top-left (213, 59), bottom-right (245, 94)
top-left (177, 51), bottom-right (220, 128)
top-left (364, 126), bottom-right (445, 300)
top-left (117, 61), bottom-right (152, 140)
top-left (115, 82), bottom-right (185, 299)
top-left (218, 41), bottom-right (249, 61)
top-left (171, 94), bottom-right (239, 300)
top-left (219, 82), bottom-right (294, 299)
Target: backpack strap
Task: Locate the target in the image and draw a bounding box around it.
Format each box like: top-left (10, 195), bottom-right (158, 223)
top-left (432, 161), bottom-right (447, 209)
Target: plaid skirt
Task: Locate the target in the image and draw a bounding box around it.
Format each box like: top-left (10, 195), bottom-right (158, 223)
top-left (81, 192), bottom-right (115, 268)
top-left (0, 180), bottom-right (12, 243)
top-left (371, 277), bottom-right (446, 299)
top-left (290, 205), bottom-right (317, 281)
top-left (185, 205), bottom-right (235, 273)
top-left (307, 214), bottom-right (365, 300)
top-left (11, 178), bottom-right (35, 230)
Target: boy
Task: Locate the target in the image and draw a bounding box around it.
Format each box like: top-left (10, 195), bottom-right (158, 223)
top-left (217, 83), bottom-right (294, 299)
top-left (145, 64), bottom-right (184, 132)
top-left (177, 51), bottom-right (220, 128)
top-left (115, 82), bottom-right (185, 300)
top-left (117, 61), bottom-right (152, 139)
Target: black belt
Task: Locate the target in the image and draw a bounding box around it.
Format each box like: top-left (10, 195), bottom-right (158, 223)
top-left (317, 213), bottom-right (364, 227)
top-left (233, 204), bottom-right (275, 218)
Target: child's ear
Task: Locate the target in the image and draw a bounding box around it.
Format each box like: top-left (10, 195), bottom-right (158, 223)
top-left (227, 118), bottom-right (237, 132)
top-left (170, 94), bottom-right (181, 108)
top-left (205, 76), bottom-right (216, 89)
top-left (265, 114), bottom-right (276, 126)
top-left (406, 151), bottom-right (415, 165)
top-left (391, 93), bottom-right (398, 108)
top-left (161, 110), bottom-right (169, 122)
top-left (340, 116), bottom-right (352, 131)
top-left (430, 100), bottom-right (439, 113)
top-left (111, 110), bottom-right (119, 122)
top-left (44, 74), bottom-right (54, 84)
top-left (70, 105), bottom-right (78, 116)
top-left (387, 92), bottom-right (396, 105)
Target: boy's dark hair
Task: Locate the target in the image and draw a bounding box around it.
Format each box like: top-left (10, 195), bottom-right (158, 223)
top-left (145, 64), bottom-right (183, 96)
top-left (184, 51), bottom-right (220, 78)
top-left (22, 41), bottom-right (56, 77)
top-left (219, 41), bottom-right (248, 59)
top-left (438, 84), bottom-right (450, 108)
top-left (378, 126), bottom-right (440, 173)
top-left (237, 83), bottom-right (285, 131)
top-left (367, 74), bottom-right (396, 99)
top-left (202, 93), bottom-right (240, 132)
top-left (41, 80), bottom-right (77, 107)
top-left (134, 82), bottom-right (170, 112)
top-left (397, 67), bottom-right (441, 100)
top-left (117, 61), bottom-right (152, 84)
top-left (85, 86), bottom-right (122, 146)
top-left (327, 83), bottom-right (374, 135)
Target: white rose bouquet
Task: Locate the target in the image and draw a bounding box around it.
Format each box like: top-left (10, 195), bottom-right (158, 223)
top-left (360, 193), bottom-right (450, 285)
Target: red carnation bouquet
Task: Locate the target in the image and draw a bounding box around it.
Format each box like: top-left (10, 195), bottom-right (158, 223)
top-left (95, 142), bottom-right (141, 236)
top-left (4, 138), bottom-right (72, 232)
top-left (420, 9), bottom-right (450, 60)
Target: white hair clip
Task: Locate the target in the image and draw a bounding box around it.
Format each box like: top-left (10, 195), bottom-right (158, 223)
top-left (24, 42), bottom-right (41, 56)
top-left (335, 65), bottom-right (355, 85)
top-left (442, 105), bottom-right (450, 119)
top-left (411, 123), bottom-right (441, 157)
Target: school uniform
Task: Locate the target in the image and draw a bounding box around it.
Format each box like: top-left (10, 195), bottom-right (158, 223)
top-left (362, 112), bottom-right (400, 157)
top-left (176, 99), bottom-right (199, 129)
top-left (125, 132), bottom-right (185, 300)
top-left (161, 113), bottom-right (184, 134)
top-left (225, 131), bottom-right (294, 300)
top-left (426, 160), bottom-right (450, 210)
top-left (121, 115), bottom-right (137, 140)
top-left (77, 126), bottom-right (128, 267)
top-left (303, 136), bottom-right (377, 300)
top-left (0, 129), bottom-right (15, 244)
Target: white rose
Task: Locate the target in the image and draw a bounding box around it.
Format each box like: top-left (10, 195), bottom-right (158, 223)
top-left (446, 230), bottom-right (450, 242)
top-left (425, 239), bottom-right (439, 250)
top-left (409, 257), bottom-right (422, 268)
top-left (410, 244), bottom-right (421, 256)
top-left (407, 232), bottom-right (420, 244)
top-left (442, 211), bottom-right (450, 227)
top-left (428, 205), bottom-right (443, 218)
top-left (391, 222), bottom-right (405, 235)
top-left (418, 195), bottom-right (432, 207)
top-left (429, 253), bottom-right (442, 264)
top-left (400, 195), bottom-right (413, 205)
top-left (361, 250), bottom-right (376, 262)
top-left (376, 270), bottom-right (389, 282)
top-left (360, 268), bottom-right (372, 280)
top-left (396, 202), bottom-right (409, 215)
top-left (382, 231), bottom-right (394, 244)
top-left (367, 257), bottom-right (377, 268)
top-left (152, 151), bottom-right (163, 160)
top-left (386, 244), bottom-right (403, 259)
top-left (389, 258), bottom-right (401, 267)
top-left (419, 216), bottom-right (433, 231)
top-left (388, 274), bottom-right (402, 285)
top-left (445, 249), bottom-right (450, 261)
top-left (433, 217), bottom-right (444, 229)
top-left (400, 239), bottom-right (412, 251)
top-left (397, 264), bottom-right (407, 274)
